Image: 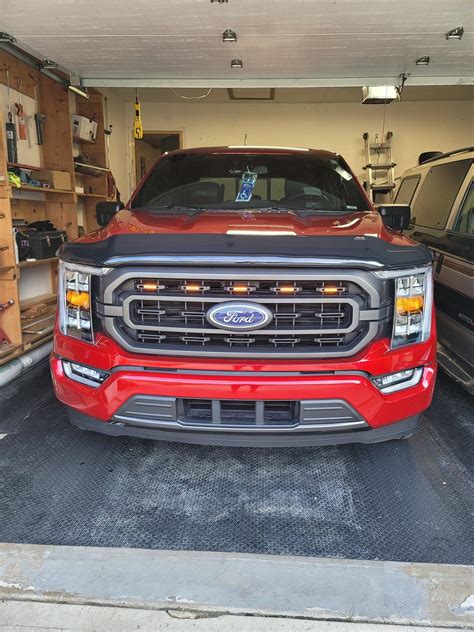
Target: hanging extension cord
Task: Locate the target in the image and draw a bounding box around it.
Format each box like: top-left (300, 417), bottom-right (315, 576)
top-left (169, 88), bottom-right (212, 100)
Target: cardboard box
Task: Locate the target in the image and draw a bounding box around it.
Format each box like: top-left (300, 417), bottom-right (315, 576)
top-left (35, 170), bottom-right (71, 191)
top-left (71, 114), bottom-right (98, 143)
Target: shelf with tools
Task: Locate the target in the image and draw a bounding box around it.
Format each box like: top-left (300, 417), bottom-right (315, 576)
top-left (72, 89), bottom-right (110, 233)
top-left (0, 48), bottom-right (107, 364)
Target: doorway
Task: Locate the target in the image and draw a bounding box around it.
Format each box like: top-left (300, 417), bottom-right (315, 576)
top-left (134, 131), bottom-right (182, 187)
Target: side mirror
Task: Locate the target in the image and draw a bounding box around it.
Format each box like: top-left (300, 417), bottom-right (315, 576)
top-left (376, 204), bottom-right (411, 231)
top-left (96, 201), bottom-right (124, 227)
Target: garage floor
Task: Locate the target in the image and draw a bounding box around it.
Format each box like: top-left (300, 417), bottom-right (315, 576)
top-left (1, 362), bottom-right (472, 565)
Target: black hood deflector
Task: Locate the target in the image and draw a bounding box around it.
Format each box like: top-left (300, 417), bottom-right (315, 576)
top-left (58, 233), bottom-right (432, 270)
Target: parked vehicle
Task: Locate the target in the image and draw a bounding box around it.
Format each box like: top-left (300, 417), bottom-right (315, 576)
top-left (51, 146), bottom-right (436, 446)
top-left (395, 147), bottom-right (473, 393)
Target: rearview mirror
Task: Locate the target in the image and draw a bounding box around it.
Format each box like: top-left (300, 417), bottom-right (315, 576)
top-left (96, 201), bottom-right (124, 227)
top-left (376, 204), bottom-right (411, 231)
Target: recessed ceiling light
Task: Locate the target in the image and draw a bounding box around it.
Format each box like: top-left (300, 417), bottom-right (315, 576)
top-left (223, 29), bottom-right (237, 43)
top-left (231, 58), bottom-right (243, 69)
top-left (445, 26), bottom-right (464, 40)
top-left (415, 56), bottom-right (430, 66)
top-left (211, 0), bottom-right (228, 3)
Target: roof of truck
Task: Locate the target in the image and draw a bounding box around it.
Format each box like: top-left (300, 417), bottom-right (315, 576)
top-left (163, 146), bottom-right (339, 158)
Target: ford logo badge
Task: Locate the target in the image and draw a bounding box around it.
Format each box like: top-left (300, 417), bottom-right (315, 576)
top-left (206, 302), bottom-right (273, 331)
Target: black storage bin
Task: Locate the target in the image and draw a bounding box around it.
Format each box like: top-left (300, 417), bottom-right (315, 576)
top-left (28, 230), bottom-right (67, 259)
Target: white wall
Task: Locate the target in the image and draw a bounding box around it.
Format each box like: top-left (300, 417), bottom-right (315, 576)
top-left (106, 97), bottom-right (474, 201)
top-left (101, 89), bottom-right (129, 203)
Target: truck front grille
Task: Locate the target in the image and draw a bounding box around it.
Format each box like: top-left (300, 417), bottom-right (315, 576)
top-left (100, 267), bottom-right (383, 358)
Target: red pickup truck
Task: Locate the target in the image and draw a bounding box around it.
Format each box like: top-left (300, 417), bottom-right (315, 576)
top-left (51, 146), bottom-right (436, 446)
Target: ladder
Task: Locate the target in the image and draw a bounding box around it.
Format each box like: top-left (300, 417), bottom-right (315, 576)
top-left (362, 131), bottom-right (396, 202)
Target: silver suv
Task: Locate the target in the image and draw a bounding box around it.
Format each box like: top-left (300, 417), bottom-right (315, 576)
top-left (395, 147), bottom-right (473, 393)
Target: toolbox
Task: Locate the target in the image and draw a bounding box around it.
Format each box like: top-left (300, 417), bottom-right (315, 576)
top-left (28, 230), bottom-right (67, 259)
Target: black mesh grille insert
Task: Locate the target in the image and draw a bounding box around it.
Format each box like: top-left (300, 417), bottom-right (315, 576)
top-left (180, 399), bottom-right (299, 427)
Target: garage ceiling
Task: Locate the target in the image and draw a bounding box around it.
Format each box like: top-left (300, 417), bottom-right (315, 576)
top-left (1, 0), bottom-right (473, 87)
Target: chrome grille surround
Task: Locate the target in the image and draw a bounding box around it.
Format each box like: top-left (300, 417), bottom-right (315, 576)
top-left (99, 267), bottom-right (387, 358)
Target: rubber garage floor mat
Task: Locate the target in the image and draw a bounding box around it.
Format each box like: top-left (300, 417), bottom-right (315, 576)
top-left (1, 362), bottom-right (473, 564)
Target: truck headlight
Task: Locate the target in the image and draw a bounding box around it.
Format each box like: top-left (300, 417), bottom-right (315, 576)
top-left (58, 261), bottom-right (111, 343)
top-left (375, 266), bottom-right (433, 348)
top-left (392, 268), bottom-right (433, 348)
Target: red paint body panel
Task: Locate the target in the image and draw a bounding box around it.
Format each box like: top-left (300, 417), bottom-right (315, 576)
top-left (78, 210), bottom-right (420, 249)
top-left (52, 314), bottom-right (437, 429)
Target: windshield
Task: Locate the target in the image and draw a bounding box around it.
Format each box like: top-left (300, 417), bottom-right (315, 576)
top-left (131, 152), bottom-right (369, 213)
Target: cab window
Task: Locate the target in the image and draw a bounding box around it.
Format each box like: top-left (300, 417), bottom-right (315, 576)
top-left (454, 180), bottom-right (474, 235)
top-left (394, 176), bottom-right (420, 205)
top-left (411, 159), bottom-right (472, 230)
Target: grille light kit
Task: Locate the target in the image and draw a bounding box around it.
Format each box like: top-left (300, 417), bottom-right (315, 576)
top-left (100, 271), bottom-right (371, 357)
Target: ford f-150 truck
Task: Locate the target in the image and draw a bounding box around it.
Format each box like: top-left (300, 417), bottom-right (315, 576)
top-left (51, 146), bottom-right (436, 447)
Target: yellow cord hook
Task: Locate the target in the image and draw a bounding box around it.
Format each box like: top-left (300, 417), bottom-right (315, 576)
top-left (133, 89), bottom-right (144, 140)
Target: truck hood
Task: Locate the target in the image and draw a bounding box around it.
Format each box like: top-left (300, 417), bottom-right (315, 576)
top-left (80, 208), bottom-right (410, 244)
top-left (59, 209), bottom-right (432, 270)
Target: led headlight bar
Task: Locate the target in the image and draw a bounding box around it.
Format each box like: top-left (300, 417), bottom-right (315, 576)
top-left (58, 261), bottom-right (111, 343)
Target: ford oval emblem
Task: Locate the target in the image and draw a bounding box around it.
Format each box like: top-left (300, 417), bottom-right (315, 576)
top-left (206, 301), bottom-right (273, 331)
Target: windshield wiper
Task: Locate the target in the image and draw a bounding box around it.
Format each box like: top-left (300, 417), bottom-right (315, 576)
top-left (138, 205), bottom-right (206, 217)
top-left (245, 206), bottom-right (357, 217)
top-left (291, 208), bottom-right (358, 217)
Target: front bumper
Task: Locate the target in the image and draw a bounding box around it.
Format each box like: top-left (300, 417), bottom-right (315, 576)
top-left (51, 329), bottom-right (437, 447)
top-left (67, 407), bottom-right (420, 447)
